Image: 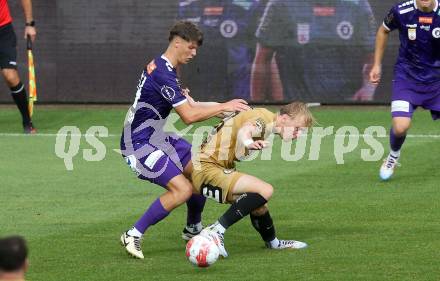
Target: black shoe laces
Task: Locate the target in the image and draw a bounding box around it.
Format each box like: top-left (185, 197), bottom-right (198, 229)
top-left (386, 155), bottom-right (397, 169)
top-left (133, 237), bottom-right (141, 251)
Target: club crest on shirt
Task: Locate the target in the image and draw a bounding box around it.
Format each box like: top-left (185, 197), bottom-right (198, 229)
top-left (297, 23), bottom-right (310, 44)
top-left (337, 21), bottom-right (354, 40)
top-left (220, 20), bottom-right (238, 38)
top-left (432, 27), bottom-right (440, 38)
top-left (160, 85), bottom-right (176, 101)
top-left (408, 28), bottom-right (416, 40)
top-left (255, 118), bottom-right (266, 134)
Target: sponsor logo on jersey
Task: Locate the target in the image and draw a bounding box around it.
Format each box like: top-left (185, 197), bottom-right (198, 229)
top-left (337, 21), bottom-right (354, 40)
top-left (420, 25), bottom-right (430, 31)
top-left (406, 24), bottom-right (417, 28)
top-left (297, 23), bottom-right (310, 44)
top-left (203, 18), bottom-right (220, 27)
top-left (220, 20), bottom-right (238, 38)
top-left (160, 85), bottom-right (176, 101)
top-left (433, 27), bottom-right (440, 38)
top-left (204, 6), bottom-right (224, 16)
top-left (408, 28), bottom-right (417, 40)
top-left (313, 6), bottom-right (335, 16)
top-left (419, 17), bottom-right (433, 24)
top-left (146, 60), bottom-right (157, 75)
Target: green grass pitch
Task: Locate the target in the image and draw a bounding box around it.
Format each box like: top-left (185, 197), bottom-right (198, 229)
top-left (1, 105), bottom-right (439, 281)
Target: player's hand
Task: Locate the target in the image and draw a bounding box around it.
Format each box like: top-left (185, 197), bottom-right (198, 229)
top-left (246, 140), bottom-right (270, 150)
top-left (24, 26), bottom-right (36, 42)
top-left (351, 82), bottom-right (377, 101)
top-left (369, 64), bottom-right (382, 85)
top-left (222, 99), bottom-right (251, 112)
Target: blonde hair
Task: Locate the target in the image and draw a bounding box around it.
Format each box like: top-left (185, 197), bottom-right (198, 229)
top-left (279, 102), bottom-right (315, 127)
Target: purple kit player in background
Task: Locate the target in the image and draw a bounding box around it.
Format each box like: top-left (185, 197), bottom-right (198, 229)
top-left (120, 21), bottom-right (250, 259)
top-left (178, 0), bottom-right (266, 100)
top-left (370, 0), bottom-right (440, 180)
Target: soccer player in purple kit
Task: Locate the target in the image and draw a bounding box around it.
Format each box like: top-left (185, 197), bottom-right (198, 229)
top-left (119, 21), bottom-right (250, 259)
top-left (371, 0), bottom-right (440, 180)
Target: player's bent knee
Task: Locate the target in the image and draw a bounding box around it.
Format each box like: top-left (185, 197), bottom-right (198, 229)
top-left (167, 178), bottom-right (193, 203)
top-left (393, 124), bottom-right (410, 136)
top-left (174, 185), bottom-right (193, 203)
top-left (259, 184), bottom-right (273, 201)
top-left (2, 69), bottom-right (20, 87)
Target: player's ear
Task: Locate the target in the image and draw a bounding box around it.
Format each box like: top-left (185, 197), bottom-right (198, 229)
top-left (280, 114), bottom-right (289, 124)
top-left (172, 37), bottom-right (181, 48)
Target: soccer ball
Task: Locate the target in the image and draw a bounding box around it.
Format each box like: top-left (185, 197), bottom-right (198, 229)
top-left (185, 235), bottom-right (219, 267)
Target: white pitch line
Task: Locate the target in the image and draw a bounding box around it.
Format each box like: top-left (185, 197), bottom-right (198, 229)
top-left (0, 133), bottom-right (440, 138)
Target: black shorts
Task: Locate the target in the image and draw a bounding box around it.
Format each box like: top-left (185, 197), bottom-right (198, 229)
top-left (0, 23), bottom-right (17, 69)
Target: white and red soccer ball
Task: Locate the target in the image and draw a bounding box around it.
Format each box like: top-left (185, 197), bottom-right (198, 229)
top-left (185, 235), bottom-right (219, 267)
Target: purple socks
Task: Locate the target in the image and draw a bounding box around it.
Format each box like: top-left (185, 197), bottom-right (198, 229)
top-left (134, 198), bottom-right (170, 234)
top-left (390, 127), bottom-right (406, 152)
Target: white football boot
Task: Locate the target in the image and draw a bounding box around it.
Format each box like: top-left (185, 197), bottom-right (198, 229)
top-left (380, 153), bottom-right (400, 181)
top-left (200, 225), bottom-right (228, 258)
top-left (120, 231), bottom-right (144, 259)
top-left (266, 239), bottom-right (308, 250)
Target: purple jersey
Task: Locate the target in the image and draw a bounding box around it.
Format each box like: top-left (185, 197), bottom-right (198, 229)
top-left (122, 55), bottom-right (187, 146)
top-left (383, 0), bottom-right (440, 83)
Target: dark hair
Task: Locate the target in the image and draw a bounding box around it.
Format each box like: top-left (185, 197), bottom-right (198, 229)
top-left (0, 236), bottom-right (28, 272)
top-left (169, 21), bottom-right (203, 46)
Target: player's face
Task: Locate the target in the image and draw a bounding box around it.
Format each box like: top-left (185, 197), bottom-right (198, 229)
top-left (278, 115), bottom-right (307, 141)
top-left (417, 0), bottom-right (435, 9)
top-left (177, 39), bottom-right (198, 65)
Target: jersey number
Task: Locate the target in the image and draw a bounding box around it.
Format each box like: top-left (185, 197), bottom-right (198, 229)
top-left (201, 184), bottom-right (223, 203)
top-left (133, 72), bottom-right (147, 108)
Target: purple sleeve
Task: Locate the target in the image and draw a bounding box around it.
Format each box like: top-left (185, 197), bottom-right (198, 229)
top-left (155, 71), bottom-right (187, 107)
top-left (383, 6), bottom-right (400, 31)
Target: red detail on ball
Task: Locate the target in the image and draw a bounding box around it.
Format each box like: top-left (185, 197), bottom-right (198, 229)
top-left (185, 239), bottom-right (194, 258)
top-left (195, 243), bottom-right (209, 267)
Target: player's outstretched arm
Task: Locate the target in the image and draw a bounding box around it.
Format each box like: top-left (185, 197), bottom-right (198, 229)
top-left (181, 89), bottom-right (234, 119)
top-left (174, 98), bottom-right (250, 125)
top-left (370, 25), bottom-right (390, 85)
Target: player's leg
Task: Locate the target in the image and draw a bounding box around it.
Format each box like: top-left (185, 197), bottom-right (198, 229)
top-left (0, 24), bottom-right (35, 133)
top-left (250, 205), bottom-right (307, 250)
top-left (201, 174), bottom-right (273, 257)
top-left (122, 174), bottom-right (193, 259)
top-left (121, 141), bottom-right (194, 259)
top-left (380, 81), bottom-right (414, 180)
top-left (381, 116), bottom-right (412, 180)
top-left (181, 160), bottom-right (206, 240)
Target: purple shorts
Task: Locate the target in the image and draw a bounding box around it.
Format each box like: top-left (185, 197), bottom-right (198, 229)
top-left (391, 79), bottom-right (440, 120)
top-left (123, 135), bottom-right (192, 188)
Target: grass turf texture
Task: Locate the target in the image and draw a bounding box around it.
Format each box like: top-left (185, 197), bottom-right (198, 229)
top-left (1, 105), bottom-right (439, 281)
